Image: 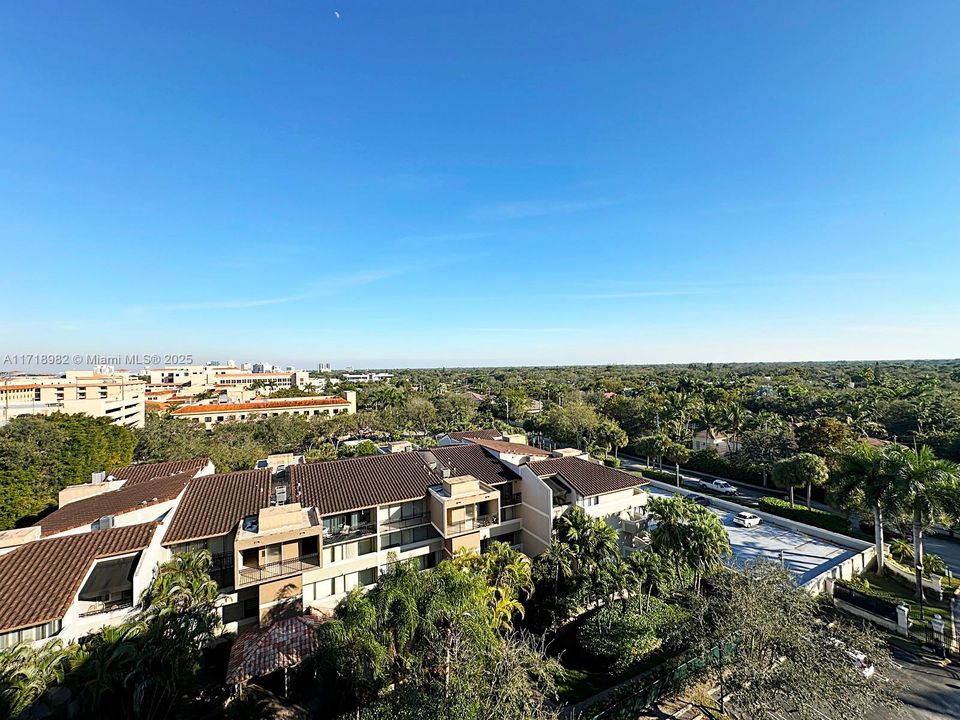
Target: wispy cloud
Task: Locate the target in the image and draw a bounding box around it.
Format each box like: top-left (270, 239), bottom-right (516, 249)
top-left (126, 270), bottom-right (397, 314)
top-left (395, 231), bottom-right (493, 247)
top-left (470, 197), bottom-right (622, 221)
top-left (570, 289), bottom-right (716, 300)
top-left (468, 327), bottom-right (582, 333)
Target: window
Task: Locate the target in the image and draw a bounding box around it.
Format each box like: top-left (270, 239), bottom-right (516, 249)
top-left (358, 567), bottom-right (378, 586)
top-left (586, 496), bottom-right (600, 507)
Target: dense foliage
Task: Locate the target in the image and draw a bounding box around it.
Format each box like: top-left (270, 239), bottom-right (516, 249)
top-left (756, 496), bottom-right (850, 534)
top-left (0, 414), bottom-right (135, 528)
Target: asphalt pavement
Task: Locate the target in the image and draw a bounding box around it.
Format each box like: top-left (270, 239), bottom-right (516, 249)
top-left (877, 644), bottom-right (960, 720)
top-left (620, 454), bottom-right (960, 576)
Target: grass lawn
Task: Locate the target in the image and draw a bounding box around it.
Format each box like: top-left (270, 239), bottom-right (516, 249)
top-left (856, 569), bottom-right (951, 634)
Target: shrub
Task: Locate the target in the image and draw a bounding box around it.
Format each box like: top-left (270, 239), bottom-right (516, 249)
top-left (642, 469), bottom-right (680, 484)
top-left (575, 597), bottom-right (685, 672)
top-left (889, 538), bottom-right (913, 565)
top-left (923, 553), bottom-right (947, 577)
top-left (756, 497), bottom-right (849, 534)
top-left (602, 456), bottom-right (621, 468)
top-left (685, 449), bottom-right (764, 485)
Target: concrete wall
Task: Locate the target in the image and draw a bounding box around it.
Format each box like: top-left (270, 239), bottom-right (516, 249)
top-left (517, 465), bottom-right (553, 556)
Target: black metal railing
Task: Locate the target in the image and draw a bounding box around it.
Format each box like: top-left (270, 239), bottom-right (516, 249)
top-left (380, 514), bottom-right (430, 531)
top-left (834, 584), bottom-right (899, 622)
top-left (501, 493), bottom-right (522, 506)
top-left (322, 522), bottom-right (377, 544)
top-left (446, 514), bottom-right (498, 535)
top-left (236, 553), bottom-right (321, 586)
top-left (79, 599), bottom-right (134, 617)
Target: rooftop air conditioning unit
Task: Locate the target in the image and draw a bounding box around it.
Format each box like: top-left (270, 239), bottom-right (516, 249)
top-left (91, 471), bottom-right (106, 484)
top-left (97, 515), bottom-right (115, 530)
top-left (274, 486), bottom-right (288, 505)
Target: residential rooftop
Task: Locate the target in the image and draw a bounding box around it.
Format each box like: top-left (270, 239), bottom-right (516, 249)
top-left (0, 523), bottom-right (157, 633)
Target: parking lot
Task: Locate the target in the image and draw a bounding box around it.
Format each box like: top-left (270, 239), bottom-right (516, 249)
top-left (648, 486), bottom-right (853, 584)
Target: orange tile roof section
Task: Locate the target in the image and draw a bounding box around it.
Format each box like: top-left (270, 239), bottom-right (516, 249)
top-left (0, 523), bottom-right (157, 633)
top-left (171, 397), bottom-right (348, 415)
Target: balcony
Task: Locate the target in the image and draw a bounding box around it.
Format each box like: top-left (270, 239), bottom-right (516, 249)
top-left (445, 514), bottom-right (498, 535)
top-left (323, 522), bottom-right (377, 544)
top-left (79, 599), bottom-right (134, 617)
top-left (236, 553), bottom-right (321, 587)
top-left (380, 514), bottom-right (430, 531)
top-left (501, 493), bottom-right (522, 506)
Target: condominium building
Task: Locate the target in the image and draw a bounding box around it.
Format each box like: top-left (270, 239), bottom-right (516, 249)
top-left (0, 371), bottom-right (146, 428)
top-left (170, 391), bottom-right (357, 429)
top-left (0, 433), bottom-right (649, 643)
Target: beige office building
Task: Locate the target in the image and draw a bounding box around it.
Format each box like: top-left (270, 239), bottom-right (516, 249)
top-left (0, 371), bottom-right (146, 428)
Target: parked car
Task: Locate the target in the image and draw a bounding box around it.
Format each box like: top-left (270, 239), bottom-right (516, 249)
top-left (697, 478), bottom-right (738, 495)
top-left (733, 511), bottom-right (761, 528)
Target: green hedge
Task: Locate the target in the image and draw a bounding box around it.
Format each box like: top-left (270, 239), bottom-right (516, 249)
top-left (602, 456), bottom-right (622, 468)
top-left (685, 450), bottom-right (764, 485)
top-left (756, 497), bottom-right (849, 534)
top-left (575, 597), bottom-right (686, 672)
top-left (642, 469), bottom-right (680, 484)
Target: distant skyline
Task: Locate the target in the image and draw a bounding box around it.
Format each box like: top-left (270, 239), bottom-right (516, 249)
top-left (2, 2), bottom-right (959, 367)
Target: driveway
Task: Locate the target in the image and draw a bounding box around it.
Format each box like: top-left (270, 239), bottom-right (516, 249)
top-left (877, 644), bottom-right (960, 720)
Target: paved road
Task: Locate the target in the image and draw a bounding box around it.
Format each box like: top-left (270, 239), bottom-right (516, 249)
top-left (621, 454), bottom-right (960, 576)
top-left (878, 644), bottom-right (960, 720)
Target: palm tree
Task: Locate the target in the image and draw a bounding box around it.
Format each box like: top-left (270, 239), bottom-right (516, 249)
top-left (648, 496), bottom-right (730, 592)
top-left (885, 445), bottom-right (960, 600)
top-left (772, 453), bottom-right (827, 508)
top-left (831, 441), bottom-right (897, 571)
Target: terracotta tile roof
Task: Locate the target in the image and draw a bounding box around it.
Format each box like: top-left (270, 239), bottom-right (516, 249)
top-left (467, 438), bottom-right (552, 457)
top-left (110, 458), bottom-right (210, 485)
top-left (0, 384), bottom-right (42, 392)
top-left (528, 457), bottom-right (647, 498)
top-left (294, 453), bottom-right (439, 516)
top-left (162, 469), bottom-right (272, 545)
top-left (444, 429), bottom-right (505, 442)
top-left (35, 471), bottom-right (195, 537)
top-left (0, 523), bottom-right (157, 633)
top-left (171, 397), bottom-right (348, 415)
top-left (432, 444), bottom-right (522, 486)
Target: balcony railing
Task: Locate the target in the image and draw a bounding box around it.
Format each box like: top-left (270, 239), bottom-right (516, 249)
top-left (323, 522), bottom-right (376, 544)
top-left (446, 514), bottom-right (498, 535)
top-left (79, 599), bottom-right (134, 617)
top-left (500, 493), bottom-right (522, 506)
top-left (237, 553), bottom-right (321, 586)
top-left (380, 514), bottom-right (430, 531)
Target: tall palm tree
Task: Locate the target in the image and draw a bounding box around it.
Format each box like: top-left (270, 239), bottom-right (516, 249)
top-left (831, 441), bottom-right (897, 571)
top-left (885, 445), bottom-right (960, 600)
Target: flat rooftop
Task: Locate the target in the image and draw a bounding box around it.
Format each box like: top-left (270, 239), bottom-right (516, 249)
top-left (648, 486), bottom-right (854, 585)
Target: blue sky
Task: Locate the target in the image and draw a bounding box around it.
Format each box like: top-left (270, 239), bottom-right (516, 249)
top-left (1, 2), bottom-right (959, 368)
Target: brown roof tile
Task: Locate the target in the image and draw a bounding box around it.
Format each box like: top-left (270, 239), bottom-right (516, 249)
top-left (444, 429), bottom-right (505, 441)
top-left (294, 453), bottom-right (438, 516)
top-left (110, 458), bottom-right (210, 485)
top-left (528, 457), bottom-right (647, 498)
top-left (35, 471), bottom-right (195, 537)
top-left (432, 444), bottom-right (521, 486)
top-left (162, 469), bottom-right (272, 545)
top-left (467, 438), bottom-right (552, 457)
top-left (0, 523), bottom-right (157, 632)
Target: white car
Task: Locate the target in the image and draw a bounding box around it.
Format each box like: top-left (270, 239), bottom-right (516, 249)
top-left (698, 479), bottom-right (738, 495)
top-left (733, 511), bottom-right (761, 528)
